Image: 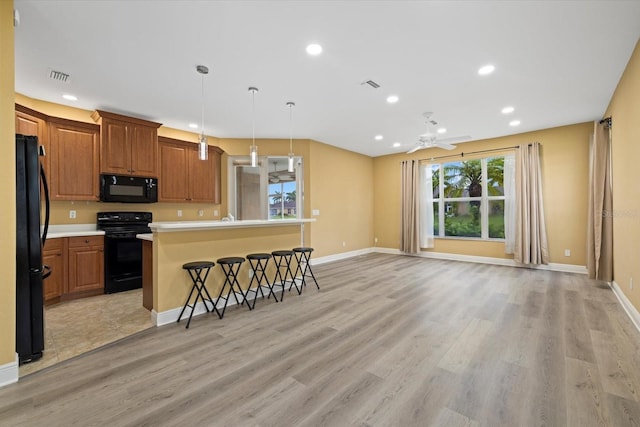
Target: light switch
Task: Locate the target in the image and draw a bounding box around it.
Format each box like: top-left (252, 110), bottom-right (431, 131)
top-left (312, 209), bottom-right (320, 216)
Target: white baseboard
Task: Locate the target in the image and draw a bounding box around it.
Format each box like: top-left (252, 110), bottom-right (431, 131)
top-left (372, 247), bottom-right (587, 274)
top-left (153, 286), bottom-right (278, 327)
top-left (311, 248), bottom-right (374, 265)
top-left (610, 281), bottom-right (640, 334)
top-left (0, 354), bottom-right (19, 388)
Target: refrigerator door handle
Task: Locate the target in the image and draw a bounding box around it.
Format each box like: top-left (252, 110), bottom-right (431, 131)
top-left (40, 163), bottom-right (50, 245)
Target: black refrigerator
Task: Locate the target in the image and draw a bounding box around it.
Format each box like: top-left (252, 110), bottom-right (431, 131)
top-left (15, 134), bottom-right (50, 364)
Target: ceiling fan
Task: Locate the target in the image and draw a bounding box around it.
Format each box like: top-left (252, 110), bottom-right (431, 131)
top-left (406, 112), bottom-right (471, 154)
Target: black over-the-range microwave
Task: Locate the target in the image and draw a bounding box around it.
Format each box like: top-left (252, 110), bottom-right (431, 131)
top-left (100, 174), bottom-right (158, 203)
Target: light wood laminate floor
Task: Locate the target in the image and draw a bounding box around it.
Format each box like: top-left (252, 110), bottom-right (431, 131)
top-left (2, 254), bottom-right (640, 426)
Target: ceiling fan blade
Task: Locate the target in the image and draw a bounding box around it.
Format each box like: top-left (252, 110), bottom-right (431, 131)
top-left (437, 135), bottom-right (472, 144)
top-left (435, 142), bottom-right (456, 150)
top-left (406, 145), bottom-right (425, 154)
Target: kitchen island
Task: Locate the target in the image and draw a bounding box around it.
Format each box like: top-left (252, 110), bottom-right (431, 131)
top-left (142, 219), bottom-right (315, 325)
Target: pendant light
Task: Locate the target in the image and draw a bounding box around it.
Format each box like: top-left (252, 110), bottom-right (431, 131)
top-left (286, 101), bottom-right (295, 173)
top-left (248, 86), bottom-right (259, 167)
top-left (196, 65), bottom-right (209, 161)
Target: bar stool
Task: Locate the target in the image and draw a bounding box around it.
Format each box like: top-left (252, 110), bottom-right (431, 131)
top-left (246, 253), bottom-right (278, 308)
top-left (271, 250), bottom-right (296, 301)
top-left (293, 247), bottom-right (319, 292)
top-left (177, 261), bottom-right (217, 328)
top-left (215, 257), bottom-right (247, 319)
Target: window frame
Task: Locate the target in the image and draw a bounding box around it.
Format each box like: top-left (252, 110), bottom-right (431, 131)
top-left (430, 156), bottom-right (506, 241)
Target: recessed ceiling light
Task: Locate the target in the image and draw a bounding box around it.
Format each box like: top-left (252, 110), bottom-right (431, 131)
top-left (393, 142), bottom-right (401, 148)
top-left (62, 94), bottom-right (77, 101)
top-left (501, 106), bottom-right (515, 114)
top-left (306, 43), bottom-right (322, 55)
top-left (478, 64), bottom-right (495, 75)
top-left (386, 95), bottom-right (399, 104)
top-left (437, 128), bottom-right (447, 134)
top-left (188, 123), bottom-right (198, 129)
top-left (509, 120), bottom-right (521, 127)
top-left (374, 135), bottom-right (383, 141)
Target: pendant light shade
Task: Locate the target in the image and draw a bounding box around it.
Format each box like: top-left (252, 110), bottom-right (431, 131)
top-left (196, 65), bottom-right (209, 161)
top-left (248, 86), bottom-right (259, 167)
top-left (286, 101), bottom-right (295, 173)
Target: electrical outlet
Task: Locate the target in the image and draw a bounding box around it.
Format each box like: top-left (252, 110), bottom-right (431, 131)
top-left (342, 241), bottom-right (346, 247)
top-left (69, 210), bottom-right (76, 219)
top-left (312, 209), bottom-right (320, 216)
top-left (374, 237), bottom-right (378, 244)
top-left (213, 209), bottom-right (219, 216)
top-left (631, 277), bottom-right (634, 290)
top-left (177, 210), bottom-right (182, 217)
top-left (564, 249), bottom-right (571, 257)
top-left (198, 209), bottom-right (204, 217)
top-left (249, 269), bottom-right (254, 278)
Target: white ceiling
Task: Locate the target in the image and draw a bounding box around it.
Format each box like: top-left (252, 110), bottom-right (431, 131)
top-left (13, 1), bottom-right (640, 157)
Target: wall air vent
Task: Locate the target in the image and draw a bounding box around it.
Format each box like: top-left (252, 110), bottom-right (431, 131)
top-left (49, 69), bottom-right (70, 83)
top-left (361, 80), bottom-right (380, 89)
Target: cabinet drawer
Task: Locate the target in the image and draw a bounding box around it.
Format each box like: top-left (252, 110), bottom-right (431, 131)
top-left (44, 237), bottom-right (64, 251)
top-left (68, 235), bottom-right (104, 248)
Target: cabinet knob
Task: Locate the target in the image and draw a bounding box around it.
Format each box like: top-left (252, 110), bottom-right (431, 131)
top-left (85, 239), bottom-right (90, 243)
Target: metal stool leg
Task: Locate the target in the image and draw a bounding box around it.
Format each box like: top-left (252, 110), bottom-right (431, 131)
top-left (177, 264), bottom-right (216, 328)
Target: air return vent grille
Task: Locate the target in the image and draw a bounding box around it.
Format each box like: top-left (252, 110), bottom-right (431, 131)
top-left (361, 80), bottom-right (380, 88)
top-left (49, 69), bottom-right (70, 83)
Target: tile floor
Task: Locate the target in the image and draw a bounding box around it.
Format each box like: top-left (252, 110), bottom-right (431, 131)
top-left (19, 289), bottom-right (153, 376)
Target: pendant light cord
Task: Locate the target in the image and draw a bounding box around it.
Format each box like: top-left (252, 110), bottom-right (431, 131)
top-left (201, 73), bottom-right (205, 139)
top-left (289, 102), bottom-right (293, 153)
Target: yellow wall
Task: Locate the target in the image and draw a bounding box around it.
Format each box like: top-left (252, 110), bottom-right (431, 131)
top-left (0, 0), bottom-right (16, 366)
top-left (606, 39), bottom-right (640, 312)
top-left (373, 122), bottom-right (592, 265)
top-left (308, 141), bottom-right (374, 257)
top-left (14, 94), bottom-right (378, 260)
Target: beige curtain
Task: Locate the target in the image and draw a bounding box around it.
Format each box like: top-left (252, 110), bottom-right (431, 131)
top-left (587, 121), bottom-right (613, 281)
top-left (514, 142), bottom-right (549, 265)
top-left (400, 160), bottom-right (420, 254)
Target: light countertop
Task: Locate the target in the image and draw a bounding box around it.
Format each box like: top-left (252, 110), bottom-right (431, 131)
top-left (45, 224), bottom-right (105, 239)
top-left (148, 218), bottom-right (315, 233)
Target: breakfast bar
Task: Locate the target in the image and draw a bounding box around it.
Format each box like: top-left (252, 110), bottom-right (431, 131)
top-left (142, 219), bottom-right (315, 325)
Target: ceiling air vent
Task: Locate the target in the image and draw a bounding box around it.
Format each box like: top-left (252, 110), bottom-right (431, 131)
top-left (361, 79), bottom-right (380, 89)
top-left (49, 69), bottom-right (70, 83)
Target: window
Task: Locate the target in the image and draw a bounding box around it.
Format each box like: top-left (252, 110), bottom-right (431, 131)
top-left (427, 156), bottom-right (507, 239)
top-left (228, 156), bottom-right (303, 220)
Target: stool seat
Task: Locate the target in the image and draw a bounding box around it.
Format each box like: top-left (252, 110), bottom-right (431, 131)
top-left (217, 257), bottom-right (245, 265)
top-left (247, 253), bottom-right (272, 260)
top-left (272, 250), bottom-right (294, 257)
top-left (183, 261), bottom-right (215, 270)
top-left (292, 247), bottom-right (313, 253)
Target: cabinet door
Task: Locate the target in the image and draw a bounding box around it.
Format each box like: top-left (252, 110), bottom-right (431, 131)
top-left (101, 119), bottom-right (130, 175)
top-left (158, 140), bottom-right (189, 201)
top-left (130, 124), bottom-right (158, 177)
top-left (42, 238), bottom-right (66, 302)
top-left (16, 109), bottom-right (49, 177)
top-left (188, 146), bottom-right (216, 203)
top-left (49, 120), bottom-right (100, 200)
top-left (67, 237), bottom-right (104, 294)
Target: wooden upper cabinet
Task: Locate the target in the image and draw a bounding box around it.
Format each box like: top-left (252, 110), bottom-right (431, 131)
top-left (48, 118), bottom-right (100, 201)
top-left (158, 136), bottom-right (223, 203)
top-left (91, 110), bottom-right (161, 177)
top-left (15, 104), bottom-right (50, 176)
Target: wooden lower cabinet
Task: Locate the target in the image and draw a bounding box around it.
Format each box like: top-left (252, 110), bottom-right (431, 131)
top-left (68, 236), bottom-right (104, 294)
top-left (42, 238), bottom-right (66, 303)
top-left (44, 236), bottom-right (104, 302)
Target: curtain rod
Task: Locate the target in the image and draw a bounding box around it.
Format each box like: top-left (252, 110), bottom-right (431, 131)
top-left (418, 145), bottom-right (520, 162)
top-left (599, 117), bottom-right (612, 128)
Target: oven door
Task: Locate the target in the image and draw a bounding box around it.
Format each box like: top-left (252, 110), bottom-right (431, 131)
top-left (104, 233), bottom-right (143, 294)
